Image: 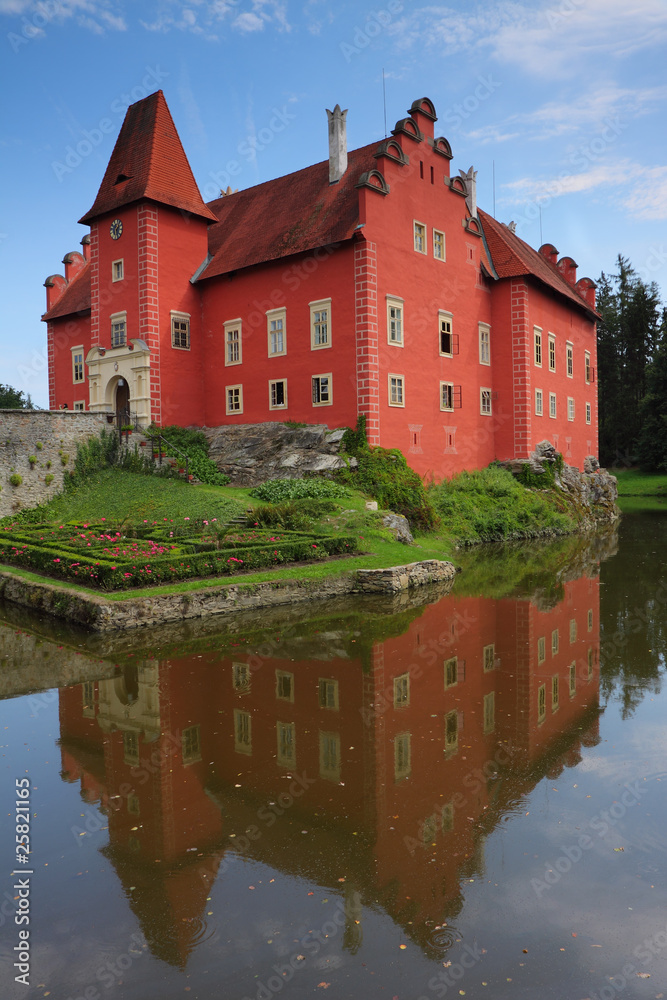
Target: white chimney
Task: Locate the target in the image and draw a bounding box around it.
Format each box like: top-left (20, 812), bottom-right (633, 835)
top-left (459, 165), bottom-right (478, 218)
top-left (327, 104), bottom-right (348, 184)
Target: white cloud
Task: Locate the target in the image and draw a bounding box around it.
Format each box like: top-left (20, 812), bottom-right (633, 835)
top-left (233, 10), bottom-right (263, 31)
top-left (0, 0), bottom-right (127, 31)
top-left (138, 0), bottom-right (289, 36)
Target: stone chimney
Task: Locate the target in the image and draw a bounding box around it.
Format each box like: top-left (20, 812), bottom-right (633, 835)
top-left (327, 105), bottom-right (348, 184)
top-left (459, 166), bottom-right (478, 218)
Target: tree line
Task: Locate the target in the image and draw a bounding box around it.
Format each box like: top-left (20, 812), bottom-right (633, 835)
top-left (597, 255), bottom-right (667, 470)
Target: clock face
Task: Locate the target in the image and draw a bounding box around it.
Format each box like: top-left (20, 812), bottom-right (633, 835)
top-left (110, 219), bottom-right (123, 240)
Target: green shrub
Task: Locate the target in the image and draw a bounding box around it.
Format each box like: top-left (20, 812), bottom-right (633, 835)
top-left (46, 460), bottom-right (52, 469)
top-left (148, 424), bottom-right (229, 486)
top-left (336, 446), bottom-right (437, 531)
top-left (36, 442), bottom-right (43, 450)
top-left (247, 498), bottom-right (338, 530)
top-left (9, 474), bottom-right (22, 487)
top-left (250, 479), bottom-right (348, 502)
top-left (28, 455), bottom-right (37, 467)
top-left (60, 453), bottom-right (69, 466)
top-left (45, 474), bottom-right (54, 486)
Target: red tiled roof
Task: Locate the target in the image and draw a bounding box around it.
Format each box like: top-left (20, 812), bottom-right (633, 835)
top-left (478, 209), bottom-right (598, 318)
top-left (199, 142), bottom-right (380, 280)
top-left (79, 91), bottom-right (217, 225)
top-left (42, 263), bottom-right (91, 321)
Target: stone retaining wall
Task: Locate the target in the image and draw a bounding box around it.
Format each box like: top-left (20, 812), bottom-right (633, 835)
top-left (0, 559), bottom-right (458, 631)
top-left (0, 410), bottom-right (110, 518)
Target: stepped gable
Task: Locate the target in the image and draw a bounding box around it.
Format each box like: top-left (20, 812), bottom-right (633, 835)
top-left (42, 262), bottom-right (91, 320)
top-left (478, 209), bottom-right (598, 318)
top-left (79, 90), bottom-right (217, 225)
top-left (199, 141), bottom-right (380, 280)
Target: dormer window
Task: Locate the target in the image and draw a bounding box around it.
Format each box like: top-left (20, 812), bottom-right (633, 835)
top-left (114, 173), bottom-right (131, 184)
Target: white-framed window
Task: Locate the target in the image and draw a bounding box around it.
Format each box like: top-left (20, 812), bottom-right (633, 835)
top-left (267, 308), bottom-right (286, 356)
top-left (439, 311), bottom-right (454, 356)
top-left (568, 662), bottom-right (576, 696)
top-left (224, 319), bottom-right (242, 366)
top-left (310, 298), bottom-right (331, 350)
top-left (112, 259), bottom-right (124, 282)
top-left (538, 684), bottom-right (546, 723)
top-left (110, 312), bottom-right (126, 348)
top-left (182, 724), bottom-right (202, 765)
top-left (394, 673), bottom-right (410, 708)
top-left (269, 379), bottom-right (288, 410)
top-left (549, 392), bottom-right (557, 419)
top-left (440, 381), bottom-right (454, 411)
top-left (318, 678), bottom-right (339, 711)
top-left (586, 401), bottom-right (592, 424)
top-left (234, 709), bottom-right (252, 754)
top-left (480, 388), bottom-right (492, 415)
top-left (479, 323), bottom-right (490, 365)
top-left (414, 220), bottom-right (427, 254)
top-left (534, 327), bottom-right (543, 367)
top-left (394, 732), bottom-right (411, 781)
top-left (551, 628), bottom-right (559, 655)
top-left (548, 334), bottom-right (556, 372)
top-left (319, 731), bottom-right (341, 782)
top-left (388, 374), bottom-right (405, 407)
top-left (276, 721), bottom-right (296, 767)
top-left (226, 384), bottom-right (243, 414)
top-left (588, 608), bottom-right (593, 632)
top-left (72, 346), bottom-right (84, 383)
top-left (312, 373), bottom-right (332, 406)
top-left (444, 656), bottom-right (458, 689)
top-left (433, 229), bottom-right (445, 260)
top-left (535, 388), bottom-right (543, 416)
top-left (585, 351), bottom-right (593, 383)
top-left (123, 731), bottom-right (139, 765)
top-left (483, 691), bottom-right (495, 734)
top-left (567, 397), bottom-right (575, 421)
top-left (552, 676), bottom-right (559, 711)
top-left (73, 400), bottom-right (85, 411)
top-left (483, 643), bottom-right (496, 672)
top-left (232, 662), bottom-right (251, 693)
top-left (537, 636), bottom-right (546, 664)
top-left (566, 342), bottom-right (574, 377)
top-left (445, 710), bottom-right (458, 755)
top-left (387, 297), bottom-right (404, 346)
top-left (569, 618), bottom-right (577, 643)
top-left (276, 670), bottom-right (294, 702)
top-left (171, 311), bottom-right (190, 350)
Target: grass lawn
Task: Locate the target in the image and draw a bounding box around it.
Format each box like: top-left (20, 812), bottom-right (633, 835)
top-left (611, 468), bottom-right (667, 497)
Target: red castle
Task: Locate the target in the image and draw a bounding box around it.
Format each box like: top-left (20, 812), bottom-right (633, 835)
top-left (43, 91), bottom-right (599, 477)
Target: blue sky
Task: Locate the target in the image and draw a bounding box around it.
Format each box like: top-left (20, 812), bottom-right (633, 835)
top-left (1, 0), bottom-right (666, 407)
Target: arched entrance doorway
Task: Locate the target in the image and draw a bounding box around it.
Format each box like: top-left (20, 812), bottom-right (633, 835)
top-left (115, 378), bottom-right (130, 427)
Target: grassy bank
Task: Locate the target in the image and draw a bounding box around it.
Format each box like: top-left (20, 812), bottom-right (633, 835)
top-left (610, 468), bottom-right (667, 511)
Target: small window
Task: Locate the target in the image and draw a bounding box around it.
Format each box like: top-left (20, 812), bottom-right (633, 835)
top-left (389, 374), bottom-right (405, 407)
top-left (312, 373), bottom-right (332, 406)
top-left (171, 312), bottom-right (190, 350)
top-left (444, 656), bottom-right (458, 689)
top-left (566, 342), bottom-right (573, 377)
top-left (586, 402), bottom-right (591, 424)
top-left (534, 327), bottom-right (542, 366)
top-left (414, 221), bottom-right (427, 254)
top-left (433, 229), bottom-right (445, 260)
top-left (483, 643), bottom-right (495, 672)
top-left (110, 312), bottom-right (126, 348)
top-left (552, 675), bottom-right (559, 711)
top-left (537, 636), bottom-right (546, 664)
top-left (585, 351), bottom-right (591, 382)
top-left (276, 670), bottom-right (294, 702)
top-left (387, 297), bottom-right (404, 345)
top-left (267, 308), bottom-right (286, 356)
top-left (226, 384), bottom-right (243, 415)
top-left (483, 691), bottom-right (495, 734)
top-left (568, 662), bottom-right (576, 696)
top-left (548, 335), bottom-right (556, 372)
top-left (587, 609), bottom-right (593, 632)
top-left (225, 320), bottom-right (242, 366)
top-left (73, 400), bottom-right (85, 411)
top-left (394, 733), bottom-right (411, 781)
top-left (538, 684), bottom-right (546, 723)
top-left (276, 721), bottom-right (296, 767)
top-left (112, 259), bottom-right (124, 282)
top-left (480, 388), bottom-right (492, 415)
top-left (232, 662), bottom-right (250, 693)
top-left (479, 323), bottom-right (490, 365)
top-left (319, 731), bottom-right (341, 782)
top-left (234, 709), bottom-right (252, 753)
top-left (394, 673), bottom-right (410, 708)
top-left (440, 381), bottom-right (454, 412)
top-left (310, 299), bottom-right (331, 349)
top-left (569, 618), bottom-right (577, 643)
top-left (182, 724), bottom-right (202, 764)
top-left (551, 628), bottom-right (559, 655)
top-left (318, 678), bottom-right (339, 711)
top-left (439, 312), bottom-right (454, 356)
top-left (72, 347), bottom-right (84, 383)
top-left (535, 389), bottom-right (543, 416)
top-left (269, 379), bottom-right (288, 410)
top-left (549, 392), bottom-right (557, 419)
top-left (567, 397), bottom-right (575, 421)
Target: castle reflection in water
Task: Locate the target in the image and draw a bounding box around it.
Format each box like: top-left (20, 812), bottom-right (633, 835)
top-left (57, 573), bottom-right (601, 967)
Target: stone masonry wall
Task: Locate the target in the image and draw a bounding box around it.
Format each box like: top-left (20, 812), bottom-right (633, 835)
top-left (0, 410), bottom-right (110, 519)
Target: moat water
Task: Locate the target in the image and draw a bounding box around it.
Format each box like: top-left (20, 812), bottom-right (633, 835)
top-left (1, 512), bottom-right (666, 999)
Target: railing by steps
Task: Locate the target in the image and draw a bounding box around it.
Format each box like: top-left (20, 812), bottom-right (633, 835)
top-left (148, 432), bottom-right (193, 482)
